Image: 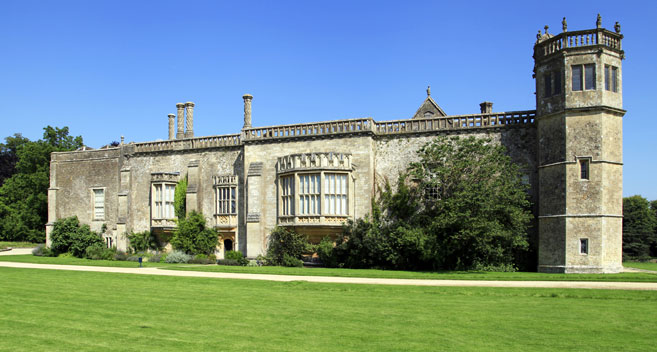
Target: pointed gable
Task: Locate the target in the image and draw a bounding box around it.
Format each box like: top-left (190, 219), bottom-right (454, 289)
top-left (412, 86), bottom-right (447, 119)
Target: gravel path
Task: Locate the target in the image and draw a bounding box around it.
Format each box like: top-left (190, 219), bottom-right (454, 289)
top-left (1, 260), bottom-right (656, 291)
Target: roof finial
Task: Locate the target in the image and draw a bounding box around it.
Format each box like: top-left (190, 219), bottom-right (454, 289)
top-left (615, 21), bottom-right (621, 33)
top-left (596, 14), bottom-right (602, 28)
top-left (544, 25), bottom-right (549, 34)
top-left (536, 30), bottom-right (542, 42)
top-left (427, 85), bottom-right (431, 97)
top-left (562, 17), bottom-right (567, 32)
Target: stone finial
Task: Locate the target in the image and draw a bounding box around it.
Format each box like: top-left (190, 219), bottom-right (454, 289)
top-left (243, 94), bottom-right (253, 129)
top-left (176, 103), bottom-right (185, 139)
top-left (120, 136), bottom-right (125, 145)
top-left (562, 17), bottom-right (567, 32)
top-left (168, 113), bottom-right (175, 140)
top-left (184, 102), bottom-right (195, 139)
top-left (426, 85), bottom-right (431, 97)
top-left (596, 14), bottom-right (602, 29)
top-left (536, 30), bottom-right (541, 42)
top-left (615, 21), bottom-right (621, 33)
top-left (544, 25), bottom-right (549, 34)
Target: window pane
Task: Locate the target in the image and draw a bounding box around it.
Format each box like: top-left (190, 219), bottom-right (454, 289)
top-left (604, 65), bottom-right (610, 91)
top-left (612, 67), bottom-right (618, 92)
top-left (585, 64), bottom-right (595, 90)
top-left (543, 73), bottom-right (551, 97)
top-left (572, 65), bottom-right (582, 91)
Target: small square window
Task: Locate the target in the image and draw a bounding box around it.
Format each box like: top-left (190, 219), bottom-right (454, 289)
top-left (553, 71), bottom-right (562, 95)
top-left (579, 159), bottom-right (590, 180)
top-left (580, 238), bottom-right (589, 255)
top-left (543, 73), bottom-right (552, 97)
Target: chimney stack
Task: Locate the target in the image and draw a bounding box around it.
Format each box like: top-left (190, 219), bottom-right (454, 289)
top-left (184, 102), bottom-right (195, 138)
top-left (176, 103), bottom-right (185, 139)
top-left (168, 114), bottom-right (175, 140)
top-left (243, 94), bottom-right (253, 128)
top-left (479, 101), bottom-right (493, 114)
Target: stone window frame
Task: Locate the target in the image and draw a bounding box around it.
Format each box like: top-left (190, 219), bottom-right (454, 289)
top-left (578, 157), bottom-right (591, 181)
top-left (214, 175), bottom-right (238, 216)
top-left (579, 238), bottom-right (589, 255)
top-left (604, 65), bottom-right (619, 93)
top-left (276, 152), bottom-right (354, 225)
top-left (572, 64), bottom-right (596, 91)
top-left (90, 187), bottom-right (106, 221)
top-left (152, 183), bottom-right (176, 220)
top-left (150, 172), bottom-right (180, 222)
top-left (278, 170), bottom-right (351, 218)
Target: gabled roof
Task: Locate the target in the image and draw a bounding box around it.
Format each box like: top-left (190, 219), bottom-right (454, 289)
top-left (412, 86), bottom-right (447, 119)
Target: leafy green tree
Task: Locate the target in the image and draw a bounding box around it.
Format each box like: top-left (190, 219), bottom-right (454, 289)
top-left (266, 227), bottom-right (311, 267)
top-left (0, 127), bottom-right (82, 242)
top-left (170, 211), bottom-right (218, 255)
top-left (49, 216), bottom-right (103, 257)
top-left (334, 136), bottom-right (532, 271)
top-left (0, 133), bottom-right (29, 186)
top-left (622, 196), bottom-right (657, 259)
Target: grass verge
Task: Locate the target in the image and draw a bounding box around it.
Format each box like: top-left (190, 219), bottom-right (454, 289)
top-left (624, 261), bottom-right (657, 271)
top-left (2, 255), bottom-right (657, 282)
top-left (0, 267), bottom-right (656, 351)
top-left (0, 241), bottom-right (40, 249)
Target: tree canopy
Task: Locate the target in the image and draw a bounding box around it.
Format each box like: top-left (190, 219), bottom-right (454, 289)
top-left (0, 126), bottom-right (83, 242)
top-left (331, 136), bottom-right (533, 271)
top-left (622, 195), bottom-right (657, 259)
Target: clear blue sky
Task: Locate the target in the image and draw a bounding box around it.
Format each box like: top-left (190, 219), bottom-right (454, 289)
top-left (2, 0), bottom-right (656, 199)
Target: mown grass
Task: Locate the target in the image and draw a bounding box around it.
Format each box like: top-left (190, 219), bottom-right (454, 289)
top-left (2, 254), bottom-right (657, 282)
top-left (0, 241), bottom-right (39, 249)
top-left (0, 267), bottom-right (655, 351)
top-left (624, 261), bottom-right (657, 271)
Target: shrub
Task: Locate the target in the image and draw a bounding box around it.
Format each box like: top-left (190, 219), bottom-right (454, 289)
top-left (84, 243), bottom-right (116, 260)
top-left (174, 176), bottom-right (187, 220)
top-left (189, 254), bottom-right (216, 264)
top-left (170, 211), bottom-right (219, 255)
top-left (165, 250), bottom-right (191, 263)
top-left (216, 259), bottom-right (241, 266)
top-left (316, 236), bottom-right (338, 267)
top-left (49, 216), bottom-right (104, 257)
top-left (149, 253), bottom-right (163, 263)
top-left (32, 244), bottom-right (54, 257)
top-left (247, 260), bottom-right (260, 267)
top-left (266, 227), bottom-right (311, 267)
top-left (127, 231), bottom-right (159, 253)
top-left (282, 254), bottom-right (303, 267)
top-left (225, 250), bottom-right (249, 266)
top-left (114, 251), bottom-right (128, 261)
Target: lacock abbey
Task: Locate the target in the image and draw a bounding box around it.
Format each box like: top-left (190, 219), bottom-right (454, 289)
top-left (46, 17), bottom-right (625, 273)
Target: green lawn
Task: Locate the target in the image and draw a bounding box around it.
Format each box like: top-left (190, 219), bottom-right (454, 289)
top-left (2, 254), bottom-right (657, 282)
top-left (0, 267), bottom-right (655, 351)
top-left (0, 241), bottom-right (39, 249)
top-left (624, 261), bottom-right (657, 271)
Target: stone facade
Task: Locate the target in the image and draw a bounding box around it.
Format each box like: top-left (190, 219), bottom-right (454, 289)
top-left (47, 18), bottom-right (625, 272)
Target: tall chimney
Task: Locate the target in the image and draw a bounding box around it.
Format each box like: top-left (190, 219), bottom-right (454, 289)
top-left (176, 103), bottom-right (185, 139)
top-left (479, 101), bottom-right (493, 114)
top-left (243, 94), bottom-right (253, 128)
top-left (168, 114), bottom-right (175, 140)
top-left (184, 102), bottom-right (194, 138)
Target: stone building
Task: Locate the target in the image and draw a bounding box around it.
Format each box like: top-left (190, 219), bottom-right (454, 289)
top-left (47, 17), bottom-right (625, 273)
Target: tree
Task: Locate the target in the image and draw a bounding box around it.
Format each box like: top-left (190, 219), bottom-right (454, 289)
top-left (0, 126), bottom-right (83, 242)
top-left (174, 176), bottom-right (188, 220)
top-left (333, 136), bottom-right (532, 271)
top-left (0, 133), bottom-right (29, 186)
top-left (622, 196), bottom-right (657, 259)
top-left (170, 211), bottom-right (218, 255)
top-left (266, 227), bottom-right (311, 267)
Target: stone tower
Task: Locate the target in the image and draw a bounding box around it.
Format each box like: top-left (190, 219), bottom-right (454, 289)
top-left (534, 17), bottom-right (625, 273)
